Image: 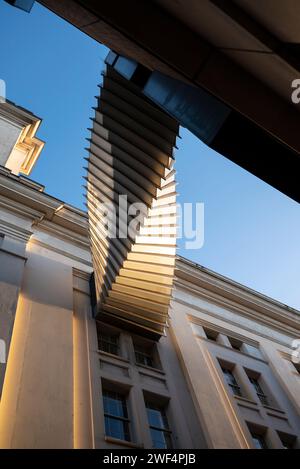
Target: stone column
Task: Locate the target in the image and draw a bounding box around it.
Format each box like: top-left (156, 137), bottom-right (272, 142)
top-left (0, 233), bottom-right (30, 396)
top-left (169, 300), bottom-right (250, 449)
top-left (73, 269), bottom-right (95, 449)
top-left (0, 241), bottom-right (74, 448)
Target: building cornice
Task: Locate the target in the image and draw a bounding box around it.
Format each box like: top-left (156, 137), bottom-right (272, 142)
top-left (0, 101), bottom-right (45, 176)
top-left (0, 218), bottom-right (32, 243)
top-left (0, 169), bottom-right (90, 250)
top-left (0, 246), bottom-right (27, 262)
top-left (0, 193), bottom-right (44, 221)
top-left (30, 238), bottom-right (92, 269)
top-left (0, 101), bottom-right (41, 128)
top-left (176, 292), bottom-right (296, 347)
top-left (0, 168), bottom-right (62, 217)
top-left (73, 268), bottom-right (92, 281)
top-left (175, 256), bottom-right (300, 334)
top-left (35, 219), bottom-right (90, 250)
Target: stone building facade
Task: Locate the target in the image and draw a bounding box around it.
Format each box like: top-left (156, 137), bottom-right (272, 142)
top-left (0, 101), bottom-right (299, 449)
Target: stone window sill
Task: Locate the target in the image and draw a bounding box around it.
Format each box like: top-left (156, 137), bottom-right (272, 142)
top-left (97, 349), bottom-right (130, 363)
top-left (135, 362), bottom-right (165, 375)
top-left (105, 436), bottom-right (143, 449)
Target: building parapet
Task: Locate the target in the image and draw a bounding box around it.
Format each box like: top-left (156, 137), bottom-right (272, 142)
top-left (175, 256), bottom-right (300, 335)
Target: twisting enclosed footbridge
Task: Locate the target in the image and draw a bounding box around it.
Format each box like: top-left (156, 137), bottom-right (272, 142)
top-left (85, 61), bottom-right (179, 339)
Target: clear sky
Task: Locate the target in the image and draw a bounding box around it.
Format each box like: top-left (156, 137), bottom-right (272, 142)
top-left (1, 2), bottom-right (300, 310)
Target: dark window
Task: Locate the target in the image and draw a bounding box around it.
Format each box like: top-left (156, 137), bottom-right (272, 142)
top-left (251, 432), bottom-right (268, 449)
top-left (228, 337), bottom-right (243, 351)
top-left (102, 390), bottom-right (130, 441)
top-left (134, 344), bottom-right (154, 368)
top-left (281, 441), bottom-right (294, 450)
top-left (248, 376), bottom-right (269, 406)
top-left (146, 403), bottom-right (172, 449)
top-left (278, 432), bottom-right (296, 449)
top-left (221, 368), bottom-right (242, 397)
top-left (292, 362), bottom-right (300, 374)
top-left (203, 327), bottom-right (219, 342)
top-left (98, 331), bottom-right (119, 356)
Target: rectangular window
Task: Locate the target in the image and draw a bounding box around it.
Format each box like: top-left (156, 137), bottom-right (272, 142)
top-left (133, 336), bottom-right (161, 369)
top-left (203, 327), bottom-right (219, 342)
top-left (251, 432), bottom-right (268, 449)
top-left (221, 367), bottom-right (242, 397)
top-left (146, 403), bottom-right (172, 449)
top-left (97, 327), bottom-right (119, 356)
top-left (248, 376), bottom-right (269, 406)
top-left (278, 431), bottom-right (296, 449)
top-left (134, 344), bottom-right (154, 368)
top-left (228, 337), bottom-right (243, 351)
top-left (102, 390), bottom-right (130, 441)
top-left (247, 423), bottom-right (268, 449)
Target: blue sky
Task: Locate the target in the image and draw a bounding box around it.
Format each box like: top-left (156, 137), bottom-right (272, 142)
top-left (1, 2), bottom-right (300, 310)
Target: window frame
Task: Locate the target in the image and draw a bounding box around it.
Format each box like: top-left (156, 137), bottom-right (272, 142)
top-left (228, 336), bottom-right (243, 351)
top-left (97, 322), bottom-right (120, 356)
top-left (247, 423), bottom-right (268, 449)
top-left (132, 335), bottom-right (162, 370)
top-left (145, 401), bottom-right (173, 449)
top-left (102, 389), bottom-right (131, 442)
top-left (134, 344), bottom-right (154, 368)
top-left (99, 333), bottom-right (119, 356)
top-left (221, 366), bottom-right (243, 397)
top-left (203, 327), bottom-right (219, 342)
top-left (251, 432), bottom-right (268, 449)
top-left (277, 431), bottom-right (297, 449)
top-left (247, 374), bottom-right (270, 406)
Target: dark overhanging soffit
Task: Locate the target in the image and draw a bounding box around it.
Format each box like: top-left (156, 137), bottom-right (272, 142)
top-left (107, 51), bottom-right (300, 204)
top-left (31, 0), bottom-right (300, 203)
